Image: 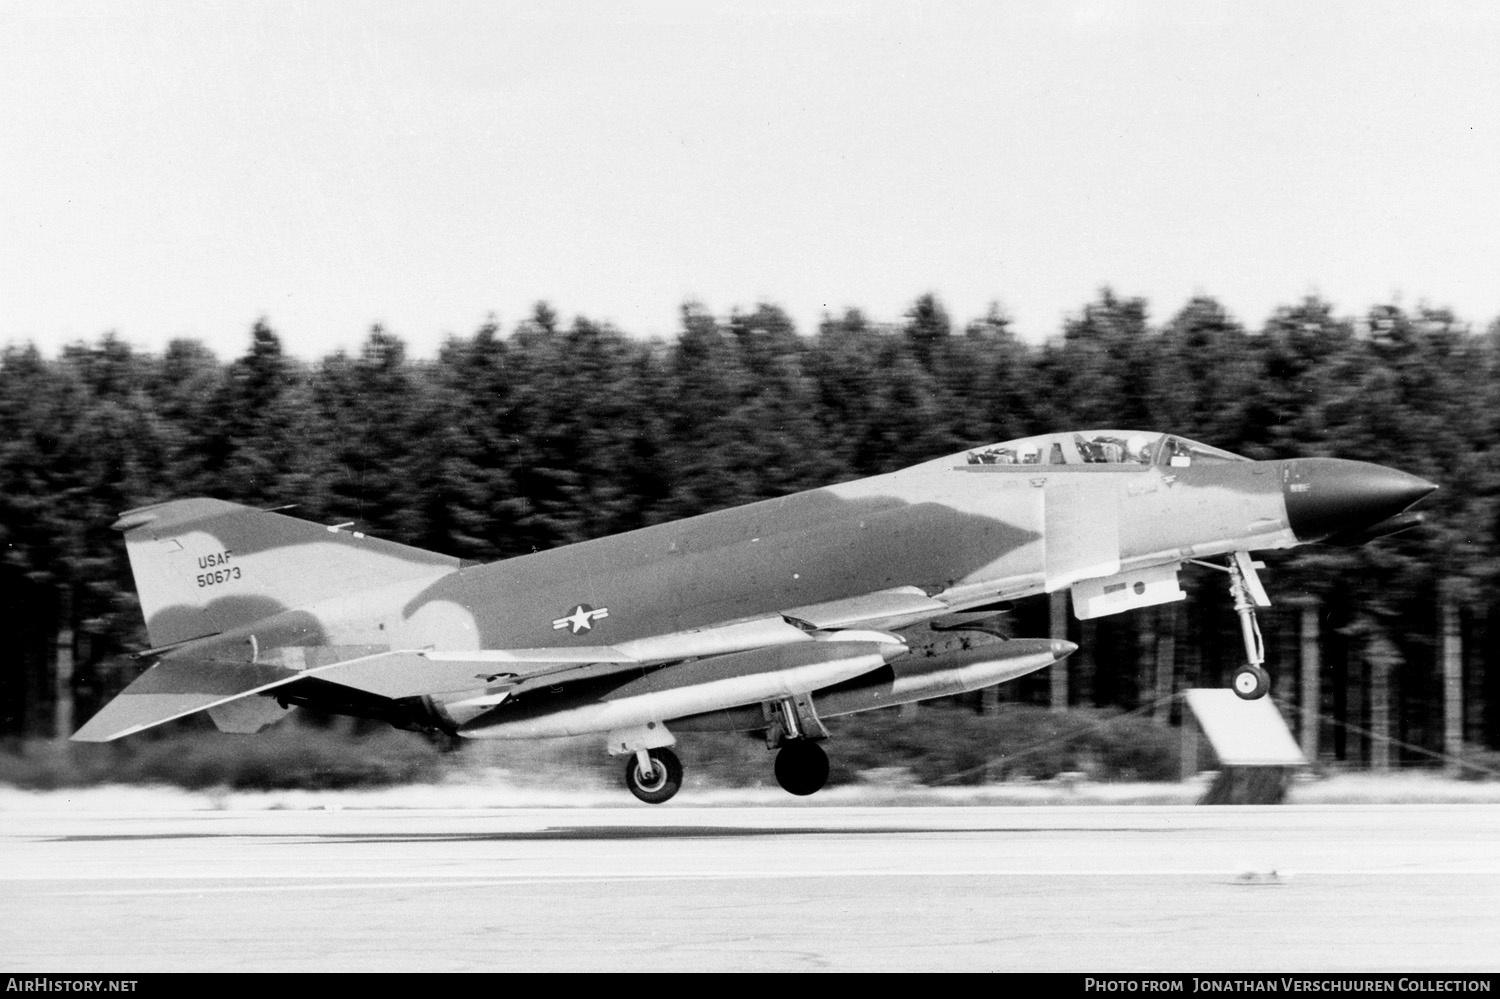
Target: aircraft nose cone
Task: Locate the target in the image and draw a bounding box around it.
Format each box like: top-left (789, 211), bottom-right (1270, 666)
top-left (1050, 640), bottom-right (1078, 660)
top-left (1283, 458), bottom-right (1438, 543)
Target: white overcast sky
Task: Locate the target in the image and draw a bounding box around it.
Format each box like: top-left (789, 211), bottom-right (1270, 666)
top-left (2, 1), bottom-right (1498, 358)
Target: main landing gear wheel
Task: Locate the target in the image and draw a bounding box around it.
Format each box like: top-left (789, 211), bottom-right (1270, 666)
top-left (1233, 664), bottom-right (1271, 700)
top-left (624, 747), bottom-right (682, 804)
top-left (774, 741), bottom-right (830, 796)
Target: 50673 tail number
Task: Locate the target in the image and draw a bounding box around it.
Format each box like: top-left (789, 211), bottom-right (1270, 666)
top-left (197, 566), bottom-right (242, 588)
top-left (194, 550), bottom-right (240, 588)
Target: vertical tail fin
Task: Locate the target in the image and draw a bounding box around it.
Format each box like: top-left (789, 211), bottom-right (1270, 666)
top-left (114, 499), bottom-right (461, 648)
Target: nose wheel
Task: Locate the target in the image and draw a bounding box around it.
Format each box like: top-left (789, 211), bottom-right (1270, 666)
top-left (1233, 664), bottom-right (1271, 700)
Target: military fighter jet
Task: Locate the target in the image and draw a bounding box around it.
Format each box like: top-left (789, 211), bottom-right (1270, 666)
top-left (74, 430), bottom-right (1436, 803)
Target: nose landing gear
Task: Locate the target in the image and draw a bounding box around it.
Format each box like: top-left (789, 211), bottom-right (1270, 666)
top-left (1196, 552), bottom-right (1274, 700)
top-left (1227, 551), bottom-right (1272, 700)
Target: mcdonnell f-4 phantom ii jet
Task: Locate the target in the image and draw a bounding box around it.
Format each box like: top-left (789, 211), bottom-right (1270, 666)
top-left (74, 430), bottom-right (1436, 803)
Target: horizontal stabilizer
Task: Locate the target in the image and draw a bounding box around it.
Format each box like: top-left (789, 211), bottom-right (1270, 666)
top-left (71, 659), bottom-right (301, 742)
top-left (74, 647), bottom-right (513, 740)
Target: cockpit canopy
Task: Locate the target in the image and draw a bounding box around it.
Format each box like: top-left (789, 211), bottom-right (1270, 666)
top-left (966, 431), bottom-right (1247, 468)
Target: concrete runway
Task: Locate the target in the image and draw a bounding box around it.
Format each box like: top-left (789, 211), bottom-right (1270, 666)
top-left (2, 804), bottom-right (1498, 972)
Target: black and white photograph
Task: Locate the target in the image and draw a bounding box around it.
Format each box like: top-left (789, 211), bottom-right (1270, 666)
top-left (2, 1), bottom-right (1499, 977)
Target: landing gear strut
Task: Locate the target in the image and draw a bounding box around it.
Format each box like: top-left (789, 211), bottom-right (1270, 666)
top-left (1194, 552), bottom-right (1273, 700)
top-left (624, 747), bottom-right (682, 804)
top-left (1226, 551), bottom-right (1271, 700)
top-left (765, 694), bottom-right (832, 796)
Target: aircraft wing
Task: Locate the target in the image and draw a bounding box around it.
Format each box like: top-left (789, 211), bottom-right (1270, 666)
top-left (308, 649), bottom-right (637, 699)
top-left (414, 590), bottom-right (943, 687)
top-left (75, 588), bottom-right (951, 742)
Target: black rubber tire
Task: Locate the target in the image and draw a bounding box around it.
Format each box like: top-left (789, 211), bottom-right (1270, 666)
top-left (774, 741), bottom-right (830, 796)
top-left (1232, 665), bottom-right (1271, 700)
top-left (624, 747), bottom-right (683, 804)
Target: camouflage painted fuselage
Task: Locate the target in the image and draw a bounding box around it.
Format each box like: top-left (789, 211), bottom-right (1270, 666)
top-left (74, 429), bottom-right (1435, 744)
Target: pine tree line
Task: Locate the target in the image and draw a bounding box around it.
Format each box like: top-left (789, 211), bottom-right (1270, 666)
top-left (3, 291), bottom-right (1497, 763)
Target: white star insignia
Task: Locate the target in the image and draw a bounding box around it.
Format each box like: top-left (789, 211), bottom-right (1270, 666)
top-left (552, 604), bottom-right (609, 634)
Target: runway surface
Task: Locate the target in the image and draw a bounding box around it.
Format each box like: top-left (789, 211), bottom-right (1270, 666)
top-left (3, 804), bottom-right (1498, 972)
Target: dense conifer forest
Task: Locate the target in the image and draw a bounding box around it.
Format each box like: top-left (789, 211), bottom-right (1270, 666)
top-left (3, 290), bottom-right (1497, 767)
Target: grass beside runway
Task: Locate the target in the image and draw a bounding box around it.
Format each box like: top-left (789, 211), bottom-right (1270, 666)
top-left (4, 764), bottom-right (1500, 813)
top-left (6, 701), bottom-right (1499, 808)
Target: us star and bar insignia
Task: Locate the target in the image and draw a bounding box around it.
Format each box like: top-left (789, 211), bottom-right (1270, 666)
top-left (553, 604), bottom-right (609, 634)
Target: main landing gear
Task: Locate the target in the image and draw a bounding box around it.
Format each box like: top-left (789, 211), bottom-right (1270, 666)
top-left (609, 693), bottom-right (840, 804)
top-left (767, 693), bottom-right (831, 796)
top-left (775, 741), bottom-right (829, 796)
top-left (624, 747), bottom-right (682, 804)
